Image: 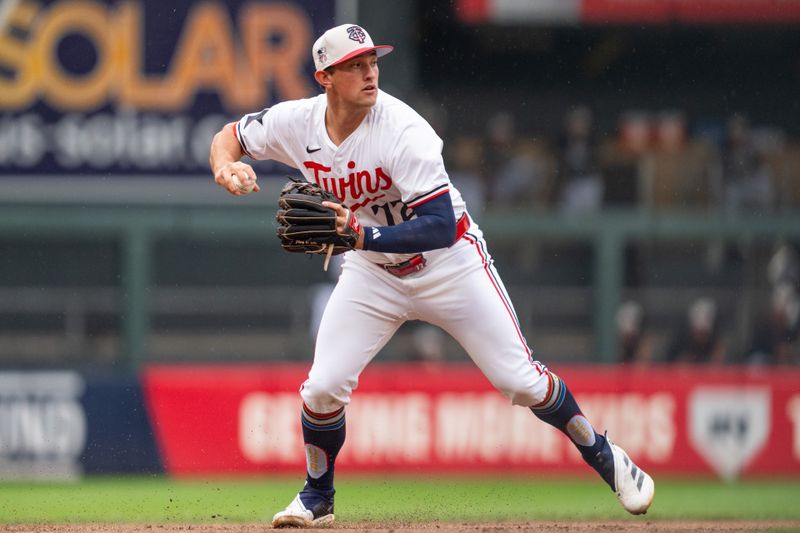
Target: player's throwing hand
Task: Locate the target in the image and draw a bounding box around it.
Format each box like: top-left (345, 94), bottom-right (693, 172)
top-left (214, 161), bottom-right (259, 195)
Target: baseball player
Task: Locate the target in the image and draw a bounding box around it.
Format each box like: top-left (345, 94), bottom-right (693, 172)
top-left (209, 24), bottom-right (654, 528)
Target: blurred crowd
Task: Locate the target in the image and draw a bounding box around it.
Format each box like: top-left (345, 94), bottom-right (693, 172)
top-left (616, 244), bottom-right (800, 366)
top-left (412, 103), bottom-right (800, 365)
top-left (399, 244), bottom-right (800, 367)
top-left (434, 106), bottom-right (799, 215)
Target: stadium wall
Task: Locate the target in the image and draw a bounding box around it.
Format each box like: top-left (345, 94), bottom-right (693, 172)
top-left (2, 365), bottom-right (798, 480)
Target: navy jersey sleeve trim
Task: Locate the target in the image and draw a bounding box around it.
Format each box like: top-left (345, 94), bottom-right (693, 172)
top-left (406, 184), bottom-right (448, 208)
top-left (235, 108), bottom-right (270, 159)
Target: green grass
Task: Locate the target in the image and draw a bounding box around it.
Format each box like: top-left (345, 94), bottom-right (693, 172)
top-left (0, 475), bottom-right (798, 524)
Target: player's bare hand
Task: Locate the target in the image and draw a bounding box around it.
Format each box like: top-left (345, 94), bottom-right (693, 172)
top-left (322, 201), bottom-right (352, 234)
top-left (323, 201), bottom-right (365, 249)
top-left (214, 161), bottom-right (260, 195)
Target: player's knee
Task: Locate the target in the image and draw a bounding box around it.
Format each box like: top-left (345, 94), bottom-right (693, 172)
top-left (300, 375), bottom-right (353, 413)
top-left (506, 388), bottom-right (542, 407)
top-left (496, 374), bottom-right (550, 407)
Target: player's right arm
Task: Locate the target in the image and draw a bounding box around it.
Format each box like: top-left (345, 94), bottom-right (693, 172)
top-left (209, 122), bottom-right (260, 196)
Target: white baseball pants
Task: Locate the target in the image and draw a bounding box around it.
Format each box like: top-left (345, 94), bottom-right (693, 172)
top-left (300, 224), bottom-right (550, 414)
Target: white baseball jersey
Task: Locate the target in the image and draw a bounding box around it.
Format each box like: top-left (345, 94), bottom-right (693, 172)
top-left (235, 89), bottom-right (467, 265)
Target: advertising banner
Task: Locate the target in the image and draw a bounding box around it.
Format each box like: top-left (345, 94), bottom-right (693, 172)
top-left (581, 0), bottom-right (800, 23)
top-left (142, 364), bottom-right (800, 478)
top-left (457, 0), bottom-right (800, 25)
top-left (0, 371), bottom-right (86, 479)
top-left (0, 370), bottom-right (162, 479)
top-left (80, 372), bottom-right (163, 474)
top-left (0, 0), bottom-right (333, 176)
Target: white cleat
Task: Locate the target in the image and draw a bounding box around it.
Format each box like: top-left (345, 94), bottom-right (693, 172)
top-left (272, 493), bottom-right (335, 528)
top-left (608, 438), bottom-right (655, 515)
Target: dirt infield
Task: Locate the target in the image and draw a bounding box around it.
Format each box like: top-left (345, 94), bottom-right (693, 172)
top-left (4, 521), bottom-right (800, 532)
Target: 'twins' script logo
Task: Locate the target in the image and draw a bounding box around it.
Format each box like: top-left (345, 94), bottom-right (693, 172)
top-left (303, 160), bottom-right (392, 207)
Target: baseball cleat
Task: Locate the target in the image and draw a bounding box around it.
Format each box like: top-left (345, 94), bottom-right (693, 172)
top-left (272, 487), bottom-right (335, 528)
top-left (607, 437), bottom-right (655, 515)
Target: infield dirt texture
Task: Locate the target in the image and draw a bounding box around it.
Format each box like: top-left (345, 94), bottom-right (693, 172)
top-left (3, 521), bottom-right (800, 532)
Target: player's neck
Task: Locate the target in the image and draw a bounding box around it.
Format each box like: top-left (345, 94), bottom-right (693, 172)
top-left (324, 100), bottom-right (370, 146)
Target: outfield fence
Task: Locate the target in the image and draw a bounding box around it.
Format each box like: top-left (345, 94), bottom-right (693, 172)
top-left (1, 202), bottom-right (799, 365)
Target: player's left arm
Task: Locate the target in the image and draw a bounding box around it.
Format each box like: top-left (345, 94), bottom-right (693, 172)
top-left (324, 193), bottom-right (456, 252)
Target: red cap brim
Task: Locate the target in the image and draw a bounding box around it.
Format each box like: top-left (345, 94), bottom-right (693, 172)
top-left (323, 45), bottom-right (394, 71)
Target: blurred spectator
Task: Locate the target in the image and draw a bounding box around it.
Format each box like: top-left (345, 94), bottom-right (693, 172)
top-left (705, 116), bottom-right (780, 273)
top-left (492, 139), bottom-right (550, 209)
top-left (447, 136), bottom-right (486, 214)
top-left (644, 111), bottom-right (716, 210)
top-left (553, 106), bottom-right (603, 212)
top-left (617, 110), bottom-right (652, 157)
top-left (482, 112), bottom-right (549, 209)
top-left (713, 113), bottom-right (775, 214)
top-left (616, 300), bottom-right (654, 365)
top-left (767, 243), bottom-right (800, 288)
top-left (482, 111), bottom-right (516, 206)
top-left (666, 298), bottom-right (726, 364)
top-left (770, 138), bottom-right (800, 211)
top-left (599, 111), bottom-right (649, 208)
top-left (746, 283), bottom-right (800, 365)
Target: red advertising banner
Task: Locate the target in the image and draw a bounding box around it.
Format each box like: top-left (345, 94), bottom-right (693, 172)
top-left (456, 0), bottom-right (800, 24)
top-left (582, 0), bottom-right (800, 23)
top-left (142, 364), bottom-right (800, 478)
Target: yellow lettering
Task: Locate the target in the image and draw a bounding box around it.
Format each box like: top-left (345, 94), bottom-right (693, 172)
top-left (1, 1), bottom-right (316, 113)
top-left (0, 1), bottom-right (39, 109)
top-left (240, 3), bottom-right (313, 104)
top-left (115, 1), bottom-right (167, 109)
top-left (164, 2), bottom-right (239, 110)
top-left (36, 1), bottom-right (113, 111)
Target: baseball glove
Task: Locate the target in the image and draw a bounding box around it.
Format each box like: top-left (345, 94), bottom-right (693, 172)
top-left (276, 177), bottom-right (361, 257)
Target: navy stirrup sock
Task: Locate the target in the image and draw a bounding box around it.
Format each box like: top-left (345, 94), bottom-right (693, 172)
top-left (529, 371), bottom-right (614, 489)
top-left (301, 403), bottom-right (346, 495)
